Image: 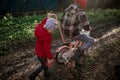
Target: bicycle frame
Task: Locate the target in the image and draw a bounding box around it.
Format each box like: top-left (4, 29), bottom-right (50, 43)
top-left (53, 14), bottom-right (84, 66)
top-left (54, 14), bottom-right (83, 51)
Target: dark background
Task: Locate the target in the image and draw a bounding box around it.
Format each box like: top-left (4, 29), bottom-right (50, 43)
top-left (0, 0), bottom-right (120, 15)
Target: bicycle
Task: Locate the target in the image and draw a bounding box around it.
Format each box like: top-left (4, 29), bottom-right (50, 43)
top-left (54, 14), bottom-right (88, 67)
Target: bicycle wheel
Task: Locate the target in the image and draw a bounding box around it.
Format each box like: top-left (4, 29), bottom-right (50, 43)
top-left (56, 46), bottom-right (69, 64)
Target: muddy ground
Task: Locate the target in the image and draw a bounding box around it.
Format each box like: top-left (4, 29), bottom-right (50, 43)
top-left (0, 20), bottom-right (120, 80)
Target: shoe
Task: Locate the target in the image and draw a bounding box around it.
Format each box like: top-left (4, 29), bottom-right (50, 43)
top-left (75, 62), bottom-right (82, 67)
top-left (44, 70), bottom-right (52, 77)
top-left (28, 75), bottom-right (36, 80)
top-left (71, 57), bottom-right (82, 67)
top-left (78, 48), bottom-right (84, 56)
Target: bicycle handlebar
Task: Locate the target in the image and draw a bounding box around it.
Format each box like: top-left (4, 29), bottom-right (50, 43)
top-left (51, 14), bottom-right (67, 43)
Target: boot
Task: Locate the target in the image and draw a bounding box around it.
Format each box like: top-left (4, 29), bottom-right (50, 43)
top-left (75, 62), bottom-right (82, 67)
top-left (44, 70), bottom-right (52, 77)
top-left (29, 65), bottom-right (45, 80)
top-left (28, 74), bottom-right (36, 80)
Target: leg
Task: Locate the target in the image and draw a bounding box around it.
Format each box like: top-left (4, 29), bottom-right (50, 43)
top-left (29, 57), bottom-right (48, 80)
top-left (38, 58), bottom-right (52, 77)
top-left (37, 57), bottom-right (52, 77)
top-left (71, 34), bottom-right (94, 66)
top-left (73, 34), bottom-right (94, 53)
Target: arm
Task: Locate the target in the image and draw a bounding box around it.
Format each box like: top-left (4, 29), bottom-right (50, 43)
top-left (42, 35), bottom-right (54, 67)
top-left (77, 11), bottom-right (91, 31)
top-left (42, 35), bottom-right (53, 60)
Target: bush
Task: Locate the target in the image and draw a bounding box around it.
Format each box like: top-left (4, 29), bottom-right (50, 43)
top-left (87, 9), bottom-right (120, 24)
top-left (0, 13), bottom-right (45, 55)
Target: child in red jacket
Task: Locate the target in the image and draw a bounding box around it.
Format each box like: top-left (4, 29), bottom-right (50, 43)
top-left (29, 13), bottom-right (58, 80)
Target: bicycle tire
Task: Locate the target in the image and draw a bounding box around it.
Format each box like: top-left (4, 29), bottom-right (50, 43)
top-left (56, 46), bottom-right (69, 64)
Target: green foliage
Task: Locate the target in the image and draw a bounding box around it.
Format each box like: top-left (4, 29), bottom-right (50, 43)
top-left (0, 13), bottom-right (46, 55)
top-left (87, 9), bottom-right (120, 24)
top-left (0, 9), bottom-right (120, 56)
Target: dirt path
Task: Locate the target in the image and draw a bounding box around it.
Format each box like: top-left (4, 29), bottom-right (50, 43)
top-left (0, 20), bottom-right (120, 80)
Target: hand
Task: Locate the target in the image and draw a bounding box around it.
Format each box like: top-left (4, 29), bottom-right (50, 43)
top-left (51, 13), bottom-right (56, 16)
top-left (47, 13), bottom-right (55, 18)
top-left (48, 59), bottom-right (54, 64)
top-left (46, 59), bottom-right (54, 68)
top-left (51, 13), bottom-right (57, 19)
top-left (89, 26), bottom-right (92, 31)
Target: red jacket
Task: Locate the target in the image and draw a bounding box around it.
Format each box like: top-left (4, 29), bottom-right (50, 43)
top-left (34, 18), bottom-right (53, 60)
